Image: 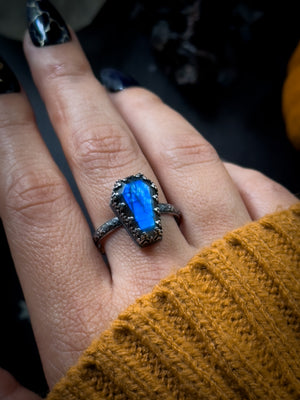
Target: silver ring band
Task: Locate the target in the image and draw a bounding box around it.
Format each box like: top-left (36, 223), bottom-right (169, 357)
top-left (93, 203), bottom-right (181, 252)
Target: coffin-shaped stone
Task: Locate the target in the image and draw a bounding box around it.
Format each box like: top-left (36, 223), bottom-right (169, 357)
top-left (121, 179), bottom-right (155, 231)
top-left (110, 174), bottom-right (162, 247)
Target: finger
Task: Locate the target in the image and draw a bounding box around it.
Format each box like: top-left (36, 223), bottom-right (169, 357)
top-left (23, 25), bottom-right (193, 283)
top-left (0, 72), bottom-right (110, 386)
top-left (224, 163), bottom-right (298, 219)
top-left (0, 368), bottom-right (42, 400)
top-left (108, 83), bottom-right (251, 248)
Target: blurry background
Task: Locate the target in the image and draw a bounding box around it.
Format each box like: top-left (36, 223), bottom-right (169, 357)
top-left (0, 0), bottom-right (299, 396)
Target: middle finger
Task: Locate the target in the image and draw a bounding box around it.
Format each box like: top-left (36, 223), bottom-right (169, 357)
top-left (23, 29), bottom-right (193, 285)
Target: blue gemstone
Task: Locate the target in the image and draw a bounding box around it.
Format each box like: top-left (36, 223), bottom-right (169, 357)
top-left (121, 179), bottom-right (155, 231)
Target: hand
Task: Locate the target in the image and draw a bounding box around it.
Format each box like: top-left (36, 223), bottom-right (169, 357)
top-left (0, 29), bottom-right (297, 398)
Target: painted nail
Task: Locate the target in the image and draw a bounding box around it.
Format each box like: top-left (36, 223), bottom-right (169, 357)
top-left (0, 57), bottom-right (21, 94)
top-left (27, 0), bottom-right (71, 47)
top-left (99, 68), bottom-right (140, 92)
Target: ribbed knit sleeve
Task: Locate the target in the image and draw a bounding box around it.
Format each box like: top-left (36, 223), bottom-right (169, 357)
top-left (47, 204), bottom-right (300, 400)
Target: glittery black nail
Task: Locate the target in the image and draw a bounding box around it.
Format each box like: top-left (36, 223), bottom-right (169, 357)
top-left (27, 0), bottom-right (71, 47)
top-left (0, 57), bottom-right (21, 94)
top-left (99, 68), bottom-right (140, 93)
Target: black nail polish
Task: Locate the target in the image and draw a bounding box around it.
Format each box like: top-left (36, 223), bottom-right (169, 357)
top-left (99, 68), bottom-right (140, 92)
top-left (0, 57), bottom-right (21, 94)
top-left (27, 0), bottom-right (71, 47)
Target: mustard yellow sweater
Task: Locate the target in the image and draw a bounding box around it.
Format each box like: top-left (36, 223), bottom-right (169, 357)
top-left (47, 204), bottom-right (300, 399)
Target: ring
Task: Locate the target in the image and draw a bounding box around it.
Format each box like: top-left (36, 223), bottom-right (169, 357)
top-left (93, 173), bottom-right (181, 253)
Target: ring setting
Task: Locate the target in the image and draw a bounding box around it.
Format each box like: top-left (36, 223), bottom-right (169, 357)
top-left (93, 173), bottom-right (181, 253)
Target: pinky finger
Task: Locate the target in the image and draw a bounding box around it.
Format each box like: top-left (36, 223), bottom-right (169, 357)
top-left (224, 163), bottom-right (299, 220)
top-left (0, 368), bottom-right (42, 400)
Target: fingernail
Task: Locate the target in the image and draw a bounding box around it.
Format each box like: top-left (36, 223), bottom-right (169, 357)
top-left (99, 68), bottom-right (140, 92)
top-left (26, 0), bottom-right (71, 47)
top-left (0, 57), bottom-right (21, 94)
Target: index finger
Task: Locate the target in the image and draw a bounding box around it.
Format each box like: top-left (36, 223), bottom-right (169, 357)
top-left (0, 58), bottom-right (110, 387)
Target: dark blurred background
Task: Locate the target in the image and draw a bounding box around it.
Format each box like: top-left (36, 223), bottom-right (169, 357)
top-left (0, 0), bottom-right (299, 396)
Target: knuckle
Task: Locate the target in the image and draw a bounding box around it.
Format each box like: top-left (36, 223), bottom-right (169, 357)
top-left (163, 137), bottom-right (219, 170)
top-left (242, 169), bottom-right (287, 196)
top-left (0, 100), bottom-right (34, 134)
top-left (72, 123), bottom-right (139, 175)
top-left (44, 60), bottom-right (91, 83)
top-left (6, 168), bottom-right (69, 223)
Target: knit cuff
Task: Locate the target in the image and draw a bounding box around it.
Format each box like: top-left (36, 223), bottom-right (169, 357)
top-left (47, 204), bottom-right (300, 400)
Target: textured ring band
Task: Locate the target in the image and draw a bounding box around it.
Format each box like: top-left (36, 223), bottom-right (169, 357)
top-left (93, 174), bottom-right (181, 253)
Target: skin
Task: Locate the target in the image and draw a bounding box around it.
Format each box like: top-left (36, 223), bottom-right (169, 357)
top-left (0, 30), bottom-right (297, 398)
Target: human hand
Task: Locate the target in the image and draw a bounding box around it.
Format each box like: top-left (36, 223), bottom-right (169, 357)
top-left (0, 8), bottom-right (297, 398)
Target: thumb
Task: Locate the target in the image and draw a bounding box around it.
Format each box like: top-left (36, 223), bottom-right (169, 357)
top-left (0, 368), bottom-right (42, 400)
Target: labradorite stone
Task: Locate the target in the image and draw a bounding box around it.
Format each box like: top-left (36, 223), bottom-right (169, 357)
top-left (121, 179), bottom-right (155, 231)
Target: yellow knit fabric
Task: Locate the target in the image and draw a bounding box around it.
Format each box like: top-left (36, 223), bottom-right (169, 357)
top-left (47, 203), bottom-right (300, 399)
